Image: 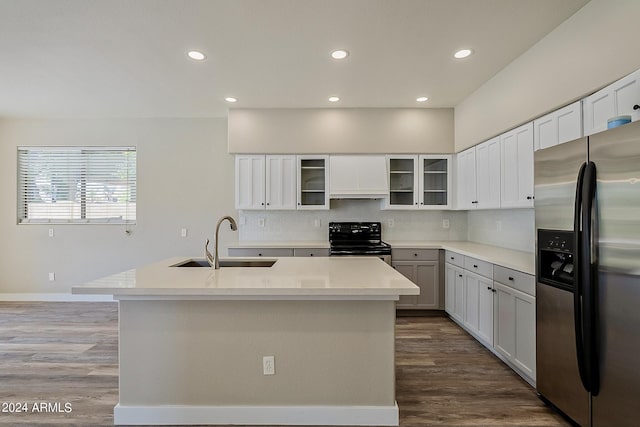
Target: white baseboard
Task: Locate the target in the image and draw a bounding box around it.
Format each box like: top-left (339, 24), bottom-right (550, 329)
top-left (0, 293), bottom-right (114, 302)
top-left (114, 403), bottom-right (399, 426)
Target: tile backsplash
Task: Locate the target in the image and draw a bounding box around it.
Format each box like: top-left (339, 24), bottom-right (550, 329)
top-left (239, 200), bottom-right (535, 254)
top-left (239, 199), bottom-right (467, 242)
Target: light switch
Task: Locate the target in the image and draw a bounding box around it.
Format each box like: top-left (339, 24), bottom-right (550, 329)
top-left (181, 228), bottom-right (188, 237)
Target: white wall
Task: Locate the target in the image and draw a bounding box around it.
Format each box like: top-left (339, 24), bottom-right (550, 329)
top-left (0, 118), bottom-right (236, 294)
top-left (455, 0), bottom-right (640, 151)
top-left (229, 108), bottom-right (454, 154)
top-left (466, 209), bottom-right (535, 253)
top-left (239, 200), bottom-right (467, 242)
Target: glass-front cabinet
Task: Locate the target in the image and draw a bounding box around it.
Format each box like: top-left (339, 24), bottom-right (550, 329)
top-left (386, 155), bottom-right (452, 209)
top-left (296, 155), bottom-right (329, 210)
top-left (387, 155), bottom-right (418, 208)
top-left (421, 155), bottom-right (450, 208)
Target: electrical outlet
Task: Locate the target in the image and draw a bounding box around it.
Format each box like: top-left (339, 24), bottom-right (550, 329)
top-left (48, 228), bottom-right (54, 238)
top-left (263, 356), bottom-right (275, 375)
top-left (496, 220), bottom-right (502, 231)
top-left (387, 219), bottom-right (394, 228)
top-left (442, 219), bottom-right (450, 229)
top-left (258, 218), bottom-right (265, 227)
top-left (181, 228), bottom-right (188, 237)
top-left (48, 272), bottom-right (55, 281)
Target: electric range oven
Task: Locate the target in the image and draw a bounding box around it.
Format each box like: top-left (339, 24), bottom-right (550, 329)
top-left (328, 222), bottom-right (391, 265)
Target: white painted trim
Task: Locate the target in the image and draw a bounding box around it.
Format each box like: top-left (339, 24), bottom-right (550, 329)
top-left (114, 403), bottom-right (399, 426)
top-left (113, 294), bottom-right (399, 301)
top-left (0, 293), bottom-right (114, 302)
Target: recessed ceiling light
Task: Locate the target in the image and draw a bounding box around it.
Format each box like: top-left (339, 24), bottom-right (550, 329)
top-left (328, 96), bottom-right (340, 102)
top-left (331, 50), bottom-right (349, 60)
top-left (416, 97), bottom-right (429, 102)
top-left (454, 49), bottom-right (473, 59)
top-left (187, 50), bottom-right (206, 61)
top-left (225, 97), bottom-right (237, 103)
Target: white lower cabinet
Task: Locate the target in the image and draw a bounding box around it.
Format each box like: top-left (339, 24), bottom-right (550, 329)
top-left (445, 263), bottom-right (464, 321)
top-left (493, 281), bottom-right (536, 383)
top-left (445, 251), bottom-right (536, 385)
top-left (463, 271), bottom-right (494, 347)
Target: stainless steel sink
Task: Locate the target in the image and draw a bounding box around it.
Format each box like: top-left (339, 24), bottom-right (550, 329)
top-left (171, 259), bottom-right (276, 268)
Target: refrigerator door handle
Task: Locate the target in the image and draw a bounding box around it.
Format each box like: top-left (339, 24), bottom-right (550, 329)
top-left (573, 161), bottom-right (591, 392)
top-left (583, 161), bottom-right (600, 395)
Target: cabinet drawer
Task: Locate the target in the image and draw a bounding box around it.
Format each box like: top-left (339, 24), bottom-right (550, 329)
top-left (464, 256), bottom-right (493, 279)
top-left (293, 248), bottom-right (329, 257)
top-left (494, 265), bottom-right (535, 296)
top-left (228, 248), bottom-right (294, 257)
top-left (392, 248), bottom-right (439, 261)
top-left (445, 250), bottom-right (464, 268)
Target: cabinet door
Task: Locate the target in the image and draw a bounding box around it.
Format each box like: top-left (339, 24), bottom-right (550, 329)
top-left (584, 69), bottom-right (640, 136)
top-left (456, 148), bottom-right (477, 209)
top-left (297, 155), bottom-right (329, 210)
top-left (419, 155), bottom-right (451, 209)
top-left (235, 155), bottom-right (265, 210)
top-left (393, 262), bottom-right (418, 306)
top-left (500, 122), bottom-right (534, 208)
top-left (535, 101), bottom-right (583, 150)
top-left (454, 267), bottom-right (465, 322)
top-left (556, 101), bottom-right (583, 145)
top-left (475, 137), bottom-right (501, 209)
top-left (464, 273), bottom-right (480, 332)
top-left (445, 263), bottom-right (457, 315)
top-left (266, 155), bottom-right (296, 210)
top-left (533, 112), bottom-right (557, 151)
top-left (386, 155), bottom-right (418, 209)
top-left (416, 261), bottom-right (439, 309)
top-left (478, 277), bottom-right (494, 346)
top-left (612, 68), bottom-right (640, 121)
top-left (584, 88), bottom-right (614, 136)
top-left (494, 282), bottom-right (536, 381)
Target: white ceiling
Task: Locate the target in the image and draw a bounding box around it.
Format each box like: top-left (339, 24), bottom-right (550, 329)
top-left (0, 0), bottom-right (589, 118)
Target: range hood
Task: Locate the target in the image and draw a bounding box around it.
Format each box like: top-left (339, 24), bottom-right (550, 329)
top-left (329, 155), bottom-right (389, 199)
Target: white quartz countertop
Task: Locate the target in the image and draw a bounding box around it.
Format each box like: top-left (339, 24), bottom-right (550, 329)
top-left (388, 241), bottom-right (535, 275)
top-left (229, 241), bottom-right (535, 275)
top-left (72, 256), bottom-right (419, 299)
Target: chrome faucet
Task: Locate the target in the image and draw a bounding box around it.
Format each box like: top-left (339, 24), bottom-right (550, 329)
top-left (206, 215), bottom-right (238, 269)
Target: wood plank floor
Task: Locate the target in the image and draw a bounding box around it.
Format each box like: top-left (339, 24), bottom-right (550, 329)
top-left (0, 302), bottom-right (571, 426)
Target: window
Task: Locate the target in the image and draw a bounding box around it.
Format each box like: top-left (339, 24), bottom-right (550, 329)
top-left (17, 147), bottom-right (136, 224)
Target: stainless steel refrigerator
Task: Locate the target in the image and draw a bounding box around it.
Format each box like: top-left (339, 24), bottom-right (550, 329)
top-left (534, 119), bottom-right (640, 427)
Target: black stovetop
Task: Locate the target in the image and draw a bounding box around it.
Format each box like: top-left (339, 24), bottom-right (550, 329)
top-left (328, 222), bottom-right (391, 255)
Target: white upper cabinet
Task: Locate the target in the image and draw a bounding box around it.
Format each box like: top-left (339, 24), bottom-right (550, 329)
top-left (387, 155), bottom-right (419, 208)
top-left (265, 155), bottom-right (297, 210)
top-left (534, 101), bottom-right (583, 151)
top-left (235, 155), bottom-right (266, 210)
top-left (297, 155), bottom-right (329, 210)
top-left (329, 155), bottom-right (388, 198)
top-left (475, 137), bottom-right (501, 209)
top-left (584, 68), bottom-right (640, 136)
top-left (456, 147), bottom-right (477, 210)
top-left (386, 155), bottom-right (452, 210)
top-left (501, 122), bottom-right (534, 208)
top-left (419, 155), bottom-right (452, 209)
top-left (456, 140), bottom-right (500, 210)
top-left (236, 155), bottom-right (297, 210)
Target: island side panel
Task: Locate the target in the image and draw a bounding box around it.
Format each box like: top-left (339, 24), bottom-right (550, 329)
top-left (118, 299), bottom-right (396, 406)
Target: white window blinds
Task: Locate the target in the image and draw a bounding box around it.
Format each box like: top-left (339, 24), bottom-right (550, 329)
top-left (17, 147), bottom-right (137, 224)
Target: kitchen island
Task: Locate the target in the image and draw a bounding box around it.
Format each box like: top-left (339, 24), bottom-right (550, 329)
top-left (72, 256), bottom-right (419, 426)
